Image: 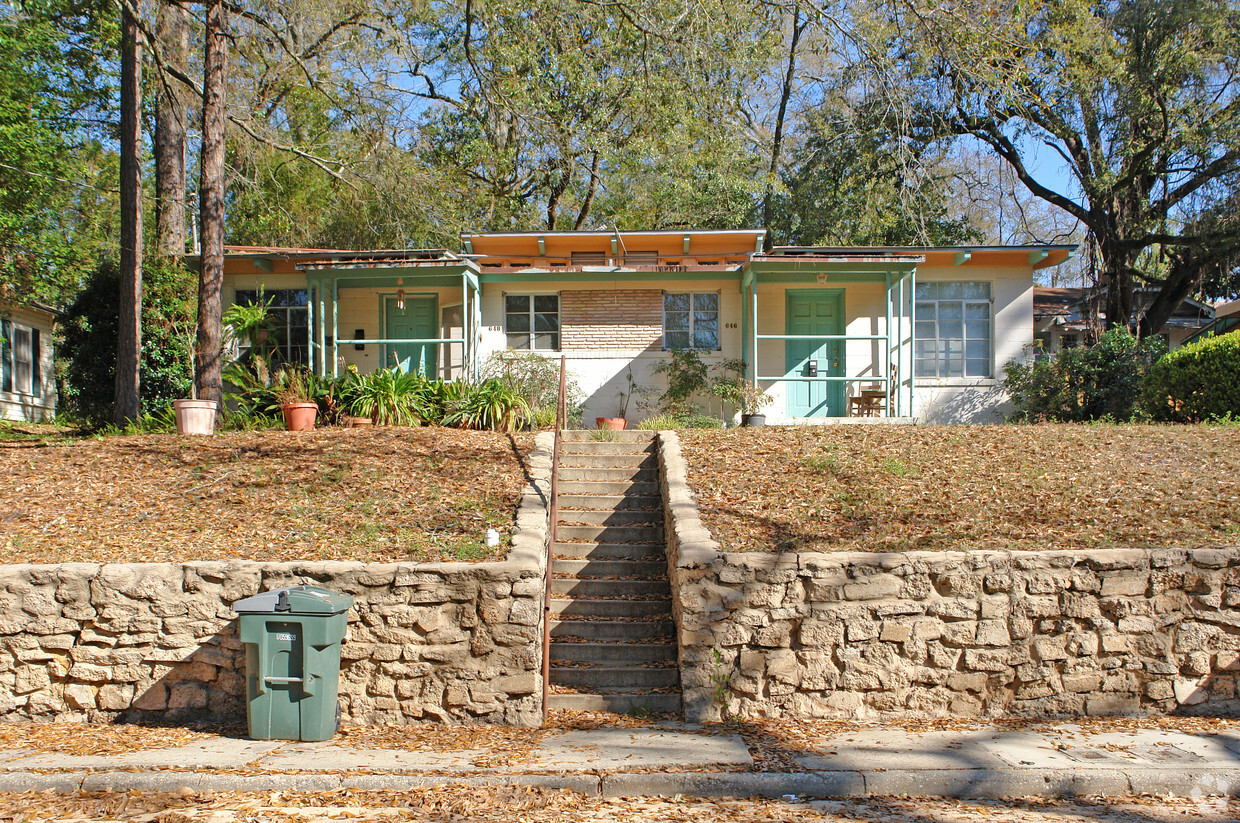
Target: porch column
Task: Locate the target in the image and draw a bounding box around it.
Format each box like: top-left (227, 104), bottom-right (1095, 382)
top-left (306, 277), bottom-right (316, 375)
top-left (331, 279), bottom-right (339, 378)
top-left (908, 269), bottom-right (916, 418)
top-left (316, 278), bottom-right (327, 379)
top-left (750, 280), bottom-right (759, 388)
top-left (885, 272), bottom-right (893, 418)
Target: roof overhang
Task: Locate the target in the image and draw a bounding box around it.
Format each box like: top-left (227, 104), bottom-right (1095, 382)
top-left (774, 244), bottom-right (1077, 271)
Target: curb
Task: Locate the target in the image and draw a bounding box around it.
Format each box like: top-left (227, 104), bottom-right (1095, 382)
top-left (4, 768), bottom-right (1240, 798)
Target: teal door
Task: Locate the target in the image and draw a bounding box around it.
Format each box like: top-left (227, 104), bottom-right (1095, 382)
top-left (785, 290), bottom-right (844, 418)
top-left (384, 297), bottom-right (437, 375)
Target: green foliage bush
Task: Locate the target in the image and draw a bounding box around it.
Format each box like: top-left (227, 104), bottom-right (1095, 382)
top-left (1002, 327), bottom-right (1165, 422)
top-left (1140, 333), bottom-right (1240, 422)
top-left (59, 259), bottom-right (196, 427)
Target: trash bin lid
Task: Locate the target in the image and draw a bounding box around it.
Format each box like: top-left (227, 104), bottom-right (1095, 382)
top-left (232, 585), bottom-right (353, 616)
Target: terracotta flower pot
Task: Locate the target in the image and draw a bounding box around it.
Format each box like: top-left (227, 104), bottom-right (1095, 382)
top-left (172, 399), bottom-right (216, 436)
top-left (346, 416), bottom-right (373, 428)
top-left (282, 402), bottom-right (318, 432)
top-left (595, 416), bottom-right (627, 431)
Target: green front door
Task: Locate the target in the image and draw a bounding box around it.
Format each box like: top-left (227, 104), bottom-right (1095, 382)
top-left (785, 290), bottom-right (844, 418)
top-left (384, 297), bottom-right (437, 375)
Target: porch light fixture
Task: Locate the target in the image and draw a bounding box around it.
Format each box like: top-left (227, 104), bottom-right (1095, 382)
top-left (817, 273), bottom-right (829, 284)
top-left (397, 289), bottom-right (406, 310)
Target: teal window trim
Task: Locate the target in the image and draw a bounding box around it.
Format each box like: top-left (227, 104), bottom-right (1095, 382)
top-left (1, 320), bottom-right (10, 392)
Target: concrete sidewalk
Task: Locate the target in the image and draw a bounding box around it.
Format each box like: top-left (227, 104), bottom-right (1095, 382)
top-left (2, 721), bottom-right (1239, 799)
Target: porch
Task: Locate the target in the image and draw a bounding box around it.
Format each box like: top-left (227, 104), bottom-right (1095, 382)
top-left (296, 251), bottom-right (482, 380)
top-left (741, 253), bottom-right (920, 421)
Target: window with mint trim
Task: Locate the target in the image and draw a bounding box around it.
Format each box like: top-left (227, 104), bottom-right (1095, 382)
top-left (234, 289), bottom-right (309, 364)
top-left (1, 320), bottom-right (10, 392)
top-left (663, 292), bottom-right (719, 350)
top-left (914, 281), bottom-right (992, 378)
top-left (505, 294), bottom-right (559, 350)
top-left (31, 329), bottom-right (40, 399)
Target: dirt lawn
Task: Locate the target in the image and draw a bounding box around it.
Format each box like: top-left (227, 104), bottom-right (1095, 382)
top-left (0, 428), bottom-right (533, 563)
top-left (680, 424), bottom-right (1240, 553)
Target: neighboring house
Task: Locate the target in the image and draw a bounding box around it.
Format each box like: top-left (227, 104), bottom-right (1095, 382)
top-left (0, 301), bottom-right (56, 423)
top-left (1182, 299), bottom-right (1240, 346)
top-left (210, 232), bottom-right (1075, 424)
top-left (1034, 286), bottom-right (1215, 353)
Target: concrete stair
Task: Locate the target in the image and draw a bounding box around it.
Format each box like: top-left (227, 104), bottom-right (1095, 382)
top-left (547, 431), bottom-right (681, 715)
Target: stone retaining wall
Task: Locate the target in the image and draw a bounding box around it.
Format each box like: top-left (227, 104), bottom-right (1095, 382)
top-left (0, 433), bottom-right (552, 727)
top-left (658, 432), bottom-right (1240, 723)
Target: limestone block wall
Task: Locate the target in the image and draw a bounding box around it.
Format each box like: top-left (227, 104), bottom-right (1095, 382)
top-left (658, 432), bottom-right (1240, 722)
top-left (0, 434), bottom-right (552, 727)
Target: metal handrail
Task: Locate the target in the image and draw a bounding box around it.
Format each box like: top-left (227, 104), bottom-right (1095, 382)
top-left (542, 355), bottom-right (566, 722)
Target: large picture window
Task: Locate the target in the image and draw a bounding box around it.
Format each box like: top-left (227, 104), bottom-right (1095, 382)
top-left (663, 292), bottom-right (719, 350)
top-left (505, 294), bottom-right (559, 350)
top-left (915, 282), bottom-right (992, 378)
top-left (234, 289), bottom-right (310, 364)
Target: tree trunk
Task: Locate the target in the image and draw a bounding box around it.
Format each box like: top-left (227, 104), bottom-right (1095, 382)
top-left (762, 7), bottom-right (804, 251)
top-left (154, 3), bottom-right (188, 260)
top-left (196, 0), bottom-right (228, 404)
top-left (113, 8), bottom-right (143, 426)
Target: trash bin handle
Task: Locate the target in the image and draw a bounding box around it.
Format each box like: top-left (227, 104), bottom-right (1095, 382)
top-left (254, 629), bottom-right (267, 696)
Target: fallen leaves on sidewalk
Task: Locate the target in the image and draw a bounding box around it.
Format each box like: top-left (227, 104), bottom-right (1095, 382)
top-left (0, 721), bottom-right (246, 757)
top-left (0, 789), bottom-right (1237, 823)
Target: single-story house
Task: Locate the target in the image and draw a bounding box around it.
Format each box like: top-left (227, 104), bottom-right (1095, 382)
top-left (212, 231), bottom-right (1075, 424)
top-left (0, 301), bottom-right (56, 423)
top-left (1033, 286), bottom-right (1215, 353)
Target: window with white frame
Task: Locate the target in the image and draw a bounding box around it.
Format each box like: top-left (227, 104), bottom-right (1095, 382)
top-left (1, 319), bottom-right (41, 397)
top-left (505, 294), bottom-right (559, 350)
top-left (234, 289), bottom-right (309, 364)
top-left (915, 282), bottom-right (992, 378)
top-left (663, 292), bottom-right (719, 350)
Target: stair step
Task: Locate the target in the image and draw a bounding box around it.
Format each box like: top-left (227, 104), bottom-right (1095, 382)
top-left (547, 692), bottom-right (682, 714)
top-left (557, 510), bottom-right (662, 527)
top-left (552, 542), bottom-right (664, 560)
top-left (551, 666), bottom-right (680, 690)
top-left (550, 598), bottom-right (672, 618)
top-left (550, 618), bottom-right (675, 641)
top-left (550, 642), bottom-right (677, 665)
top-left (557, 493), bottom-right (659, 509)
top-left (556, 525), bottom-right (664, 543)
top-left (550, 578), bottom-right (670, 598)
top-left (558, 457), bottom-right (656, 472)
top-left (561, 430), bottom-right (656, 444)
top-left (560, 468), bottom-right (659, 483)
top-left (559, 443), bottom-right (654, 458)
top-left (552, 559), bottom-right (666, 578)
top-left (557, 480), bottom-right (660, 496)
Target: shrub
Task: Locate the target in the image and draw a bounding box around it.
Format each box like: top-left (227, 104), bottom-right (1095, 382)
top-left (479, 351), bottom-right (583, 422)
top-left (1002, 328), bottom-right (1165, 422)
top-left (341, 367), bottom-right (427, 426)
top-left (443, 378), bottom-right (530, 432)
top-left (59, 259), bottom-right (196, 426)
top-left (1140, 333), bottom-right (1240, 422)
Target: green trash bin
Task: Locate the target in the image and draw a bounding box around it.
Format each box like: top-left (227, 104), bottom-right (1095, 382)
top-left (233, 585), bottom-right (353, 742)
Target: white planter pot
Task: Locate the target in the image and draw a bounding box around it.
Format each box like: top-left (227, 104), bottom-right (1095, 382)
top-left (173, 399), bottom-right (216, 436)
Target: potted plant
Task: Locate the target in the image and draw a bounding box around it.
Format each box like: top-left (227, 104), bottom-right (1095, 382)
top-left (712, 374), bottom-right (772, 427)
top-left (274, 368), bottom-right (318, 431)
top-left (172, 320), bottom-right (216, 435)
top-left (596, 367), bottom-right (638, 430)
